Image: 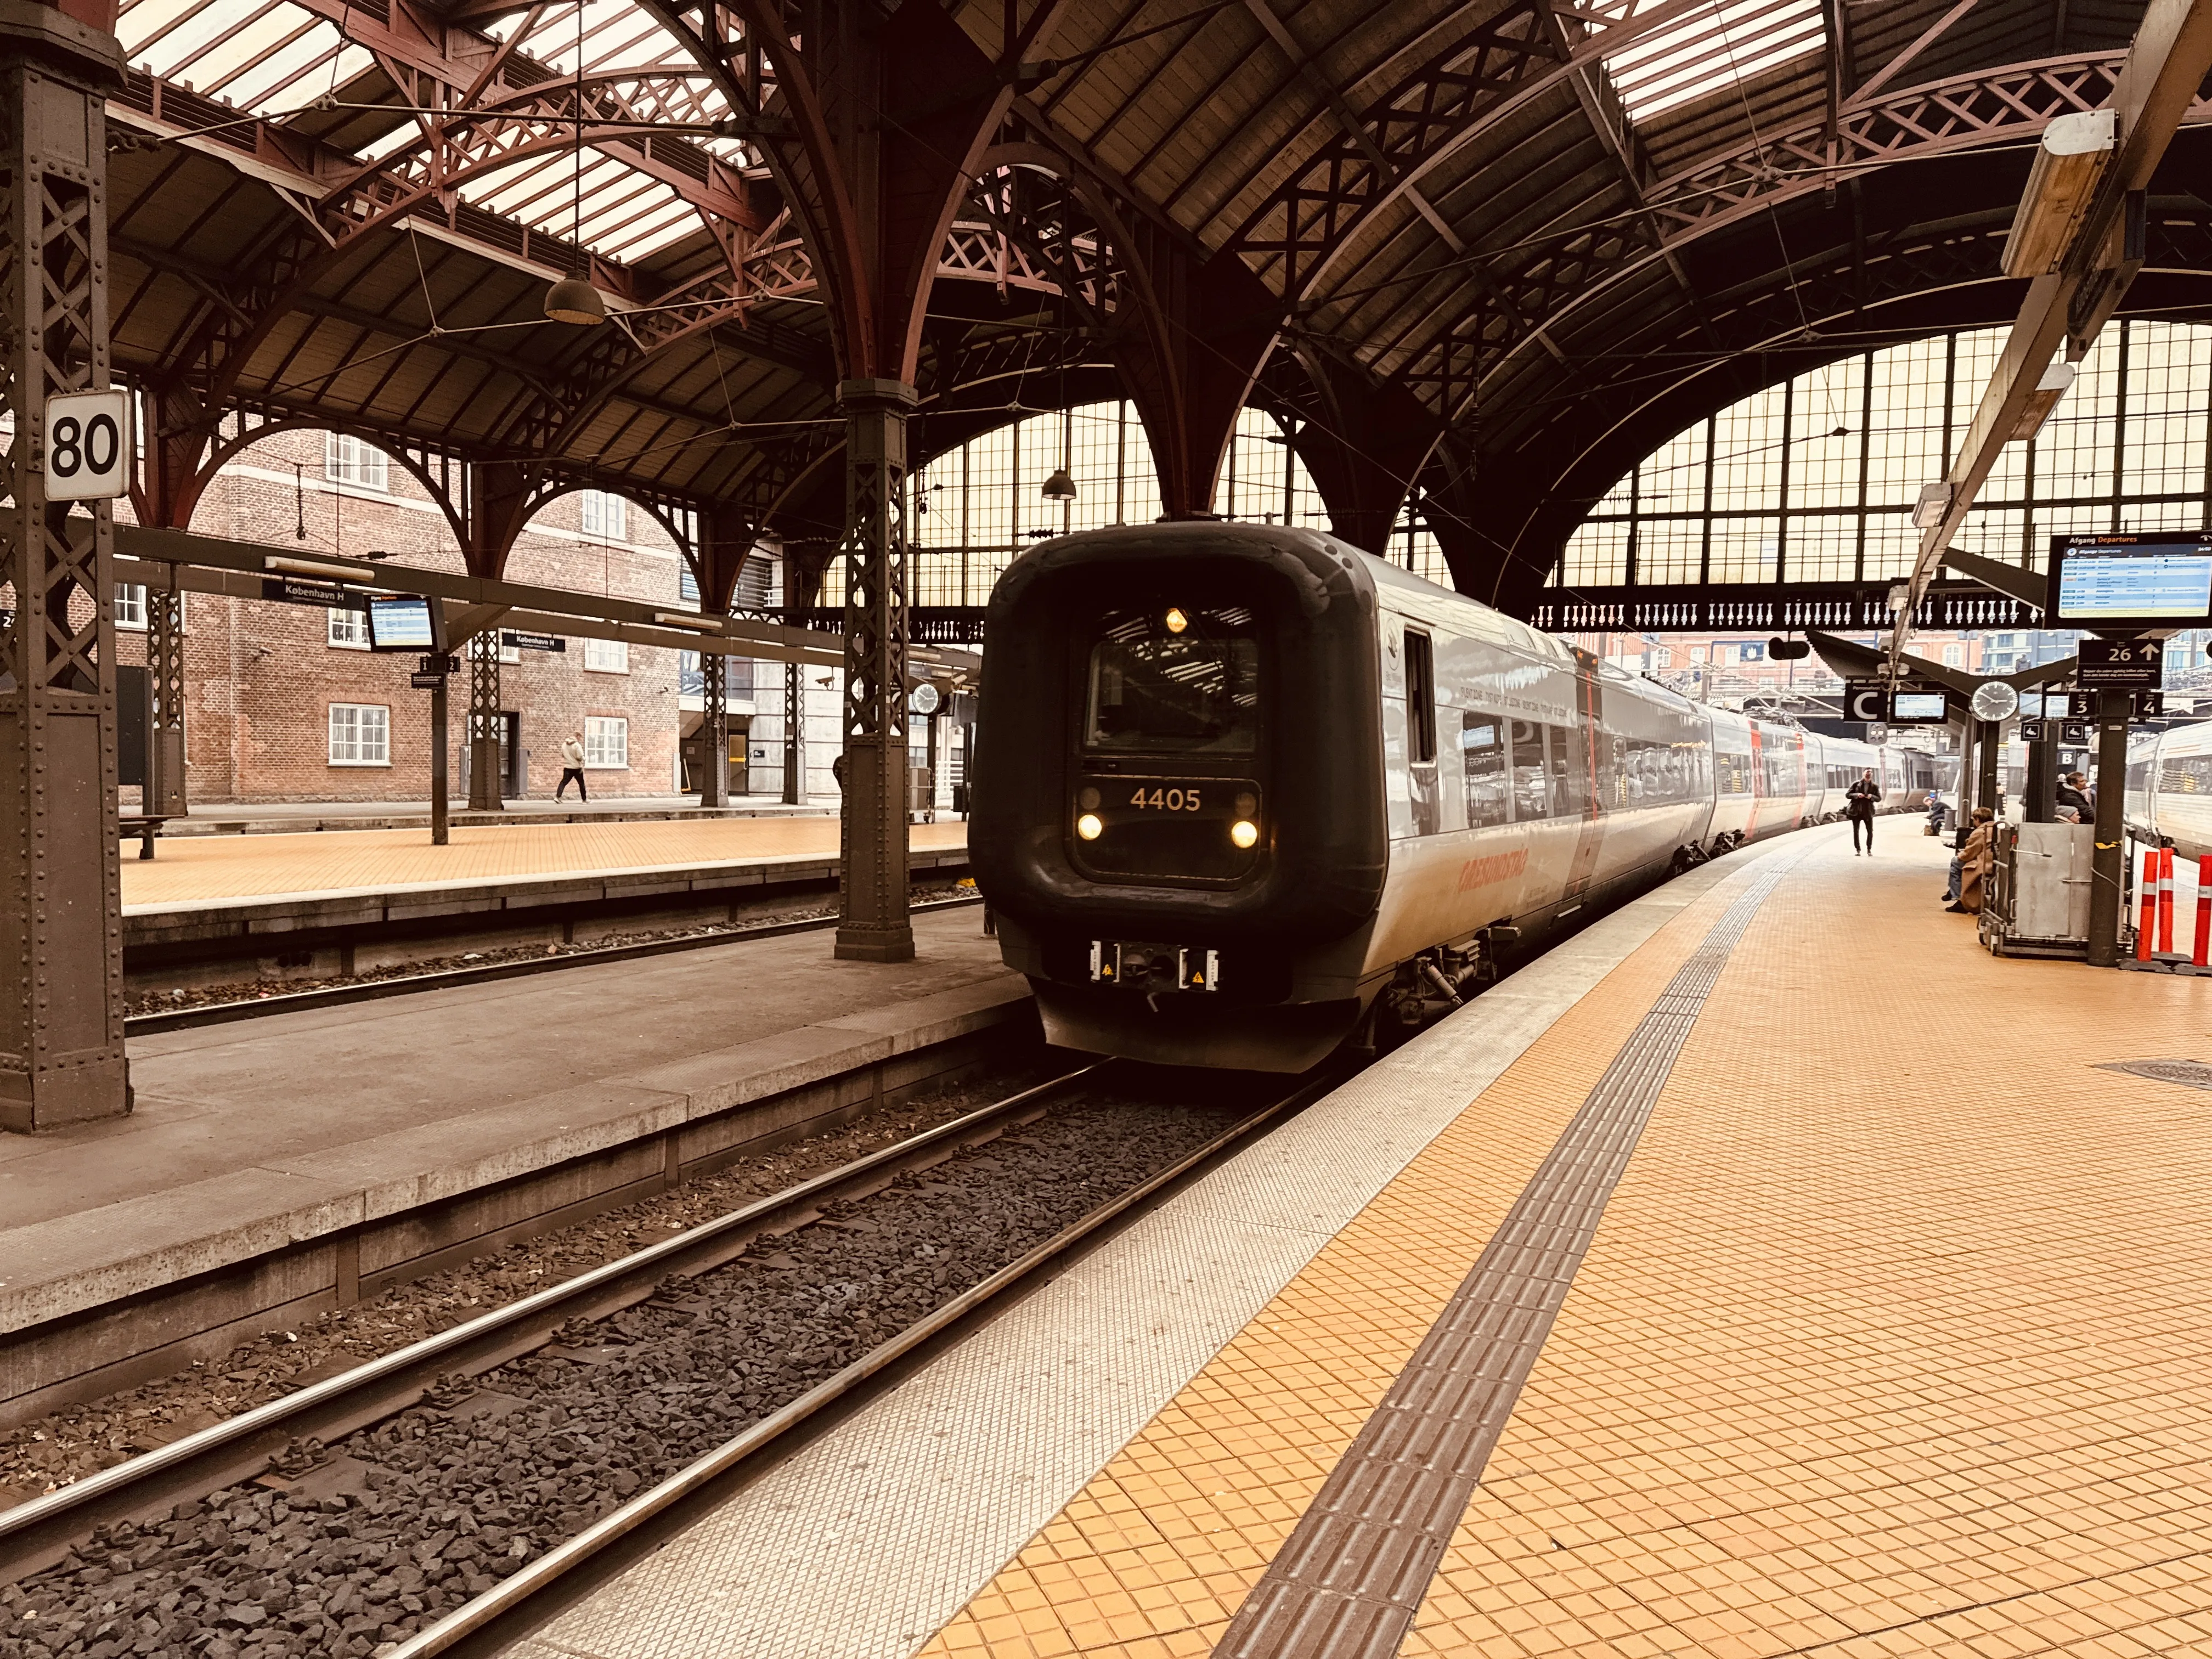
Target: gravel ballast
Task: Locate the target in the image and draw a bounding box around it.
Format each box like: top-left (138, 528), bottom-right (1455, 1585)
top-left (0, 1078), bottom-right (1255, 1658)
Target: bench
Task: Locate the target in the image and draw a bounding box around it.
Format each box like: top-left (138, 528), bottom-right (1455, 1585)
top-left (119, 815), bottom-right (174, 860)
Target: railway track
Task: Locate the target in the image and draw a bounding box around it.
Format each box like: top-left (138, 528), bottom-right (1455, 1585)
top-left (0, 1061), bottom-right (1332, 1659)
top-left (125, 894), bottom-right (987, 1036)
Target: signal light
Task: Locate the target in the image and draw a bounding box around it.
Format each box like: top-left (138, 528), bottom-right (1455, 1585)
top-left (1076, 812), bottom-right (1103, 840)
top-left (1164, 607), bottom-right (1188, 634)
top-left (1229, 819), bottom-right (1259, 849)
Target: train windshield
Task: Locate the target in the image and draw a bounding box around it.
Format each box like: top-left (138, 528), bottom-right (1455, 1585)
top-left (1085, 607), bottom-right (1259, 754)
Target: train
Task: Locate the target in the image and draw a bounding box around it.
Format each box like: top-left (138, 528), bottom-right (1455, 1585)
top-left (969, 523), bottom-right (1946, 1071)
top-left (2127, 720), bottom-right (2212, 856)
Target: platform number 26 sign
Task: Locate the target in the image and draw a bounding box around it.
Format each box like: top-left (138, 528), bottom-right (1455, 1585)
top-left (42, 390), bottom-right (131, 501)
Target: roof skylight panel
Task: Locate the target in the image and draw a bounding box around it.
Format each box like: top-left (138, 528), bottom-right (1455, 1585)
top-left (119, 0), bottom-right (368, 116)
top-left (1605, 0), bottom-right (1825, 122)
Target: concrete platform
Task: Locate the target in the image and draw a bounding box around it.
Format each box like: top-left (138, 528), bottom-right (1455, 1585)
top-left (125, 795), bottom-right (839, 838)
top-left (0, 906), bottom-right (1030, 1429)
top-left (120, 817), bottom-right (973, 990)
top-left (121, 815), bottom-right (967, 907)
top-left (506, 826), bottom-right (2212, 1659)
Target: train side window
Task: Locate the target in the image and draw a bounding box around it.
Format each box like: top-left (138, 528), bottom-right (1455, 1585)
top-left (1403, 630), bottom-right (1437, 764)
top-left (1549, 723), bottom-right (1590, 817)
top-left (1511, 720), bottom-right (1549, 819)
top-left (1461, 713), bottom-right (1511, 827)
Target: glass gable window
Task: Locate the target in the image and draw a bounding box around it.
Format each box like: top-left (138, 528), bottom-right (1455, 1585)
top-left (1560, 320), bottom-right (2212, 591)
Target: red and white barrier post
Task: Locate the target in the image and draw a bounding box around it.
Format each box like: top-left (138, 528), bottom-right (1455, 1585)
top-left (2159, 846), bottom-right (2177, 957)
top-left (2137, 849), bottom-right (2158, 962)
top-left (2194, 855), bottom-right (2211, 970)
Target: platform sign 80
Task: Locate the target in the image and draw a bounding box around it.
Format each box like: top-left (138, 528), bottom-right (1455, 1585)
top-left (43, 390), bottom-right (131, 501)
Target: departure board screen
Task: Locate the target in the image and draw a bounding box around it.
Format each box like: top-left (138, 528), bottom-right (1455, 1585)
top-left (367, 593), bottom-right (437, 651)
top-left (2052, 533), bottom-right (2212, 625)
top-left (1889, 691), bottom-right (1949, 723)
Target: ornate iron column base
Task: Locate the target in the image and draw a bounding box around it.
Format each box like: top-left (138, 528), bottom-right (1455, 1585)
top-left (466, 631), bottom-right (503, 811)
top-left (698, 650), bottom-right (729, 807)
top-left (833, 379), bottom-right (916, 964)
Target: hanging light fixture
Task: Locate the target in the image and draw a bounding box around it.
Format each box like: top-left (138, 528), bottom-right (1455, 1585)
top-left (545, 274), bottom-right (606, 325)
top-left (1040, 324), bottom-right (1076, 503)
top-left (546, 3), bottom-right (606, 325)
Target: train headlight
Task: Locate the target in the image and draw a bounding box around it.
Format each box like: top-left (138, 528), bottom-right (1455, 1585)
top-left (1164, 606), bottom-right (1188, 634)
top-left (1076, 812), bottom-right (1104, 840)
top-left (1229, 819), bottom-right (1259, 849)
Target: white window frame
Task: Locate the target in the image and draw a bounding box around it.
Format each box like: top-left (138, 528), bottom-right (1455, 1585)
top-left (584, 715), bottom-right (628, 769)
top-left (328, 607), bottom-right (370, 649)
top-left (579, 488), bottom-right (627, 540)
top-left (583, 636), bottom-right (628, 674)
top-left (329, 702), bottom-right (391, 766)
top-left (115, 583), bottom-right (147, 630)
top-left (325, 432), bottom-right (390, 491)
top-left (1942, 644), bottom-right (1964, 667)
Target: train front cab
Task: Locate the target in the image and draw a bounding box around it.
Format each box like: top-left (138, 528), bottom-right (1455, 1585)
top-left (969, 524), bottom-right (1390, 1071)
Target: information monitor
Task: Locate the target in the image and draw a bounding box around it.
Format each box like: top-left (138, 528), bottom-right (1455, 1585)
top-left (367, 592), bottom-right (439, 652)
top-left (1889, 690), bottom-right (1949, 723)
top-left (2051, 532), bottom-right (2212, 629)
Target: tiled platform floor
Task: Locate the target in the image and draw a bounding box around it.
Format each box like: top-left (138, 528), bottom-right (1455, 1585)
top-left (920, 827), bottom-right (2212, 1659)
top-left (120, 815), bottom-right (968, 906)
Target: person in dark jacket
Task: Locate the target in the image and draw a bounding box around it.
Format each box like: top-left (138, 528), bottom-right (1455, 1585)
top-left (1846, 769), bottom-right (1881, 855)
top-left (2056, 774), bottom-right (2092, 822)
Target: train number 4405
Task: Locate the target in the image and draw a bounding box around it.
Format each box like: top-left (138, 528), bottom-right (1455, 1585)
top-left (1132, 786), bottom-right (1201, 811)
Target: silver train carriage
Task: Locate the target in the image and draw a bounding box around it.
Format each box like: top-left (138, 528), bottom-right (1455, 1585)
top-left (969, 523), bottom-right (1938, 1072)
top-left (2125, 720), bottom-right (2212, 856)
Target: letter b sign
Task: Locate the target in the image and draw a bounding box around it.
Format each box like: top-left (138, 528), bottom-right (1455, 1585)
top-left (43, 390), bottom-right (130, 501)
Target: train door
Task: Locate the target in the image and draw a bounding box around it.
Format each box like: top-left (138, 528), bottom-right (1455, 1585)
top-left (1404, 628), bottom-right (1440, 836)
top-left (1563, 672), bottom-right (1606, 904)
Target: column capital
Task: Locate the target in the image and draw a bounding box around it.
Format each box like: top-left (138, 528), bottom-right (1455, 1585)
top-left (0, 0), bottom-right (124, 86)
top-left (836, 379), bottom-right (919, 415)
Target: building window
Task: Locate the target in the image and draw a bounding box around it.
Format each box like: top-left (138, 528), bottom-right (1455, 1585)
top-left (579, 489), bottom-right (627, 540)
top-left (325, 432), bottom-right (390, 490)
top-left (329, 703), bottom-right (390, 765)
top-left (1943, 644), bottom-right (1964, 667)
top-left (329, 607), bottom-right (369, 648)
top-left (115, 583), bottom-right (146, 629)
top-left (584, 636), bottom-right (628, 674)
top-left (679, 563), bottom-right (699, 605)
top-left (584, 715), bottom-right (628, 768)
top-left (499, 633), bottom-right (521, 665)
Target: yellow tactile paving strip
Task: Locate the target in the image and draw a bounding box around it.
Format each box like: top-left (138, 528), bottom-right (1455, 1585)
top-left (1403, 835), bottom-right (2212, 1659)
top-left (917, 851), bottom-right (1774, 1659)
top-left (120, 817), bottom-right (968, 906)
top-left (921, 832), bottom-right (2212, 1659)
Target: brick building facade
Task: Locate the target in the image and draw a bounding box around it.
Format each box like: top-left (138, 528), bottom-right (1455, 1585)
top-left (115, 428), bottom-right (766, 805)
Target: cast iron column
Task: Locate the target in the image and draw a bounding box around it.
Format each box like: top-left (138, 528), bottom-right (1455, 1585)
top-left (834, 378), bottom-right (915, 962)
top-left (782, 654), bottom-right (803, 804)
top-left (466, 629), bottom-right (501, 810)
top-left (1975, 719), bottom-right (2000, 815)
top-left (2086, 690), bottom-right (2131, 967)
top-left (144, 570), bottom-right (186, 814)
top-left (698, 648), bottom-right (728, 807)
top-left (2024, 716), bottom-right (2057, 822)
top-left (429, 673), bottom-right (449, 846)
top-left (0, 0), bottom-right (129, 1131)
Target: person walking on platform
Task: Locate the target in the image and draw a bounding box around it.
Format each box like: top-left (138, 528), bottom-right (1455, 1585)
top-left (557, 731), bottom-right (589, 803)
top-left (1949, 806), bottom-right (1996, 913)
top-left (1847, 768), bottom-right (1880, 855)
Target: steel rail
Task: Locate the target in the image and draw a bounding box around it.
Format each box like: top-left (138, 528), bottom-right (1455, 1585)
top-left (126, 895), bottom-right (986, 1036)
top-left (392, 1064), bottom-right (1335, 1659)
top-left (0, 1060), bottom-right (1097, 1584)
